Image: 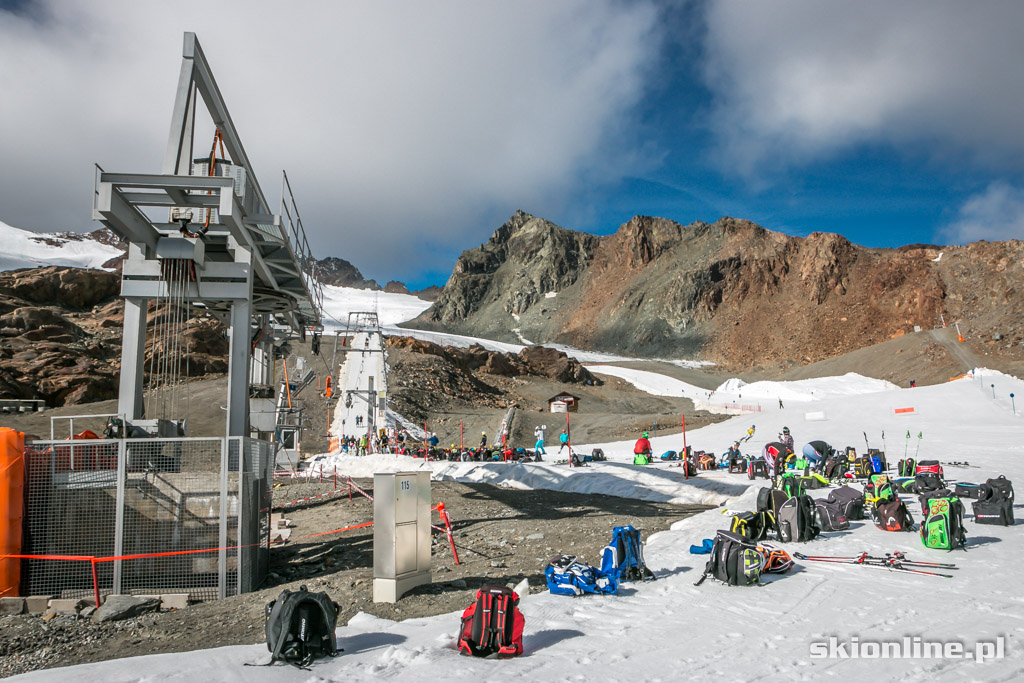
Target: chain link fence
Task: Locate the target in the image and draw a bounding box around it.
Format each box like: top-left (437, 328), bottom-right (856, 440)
top-left (20, 437), bottom-right (272, 602)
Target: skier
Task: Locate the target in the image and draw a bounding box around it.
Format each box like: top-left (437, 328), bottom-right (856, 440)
top-left (534, 424), bottom-right (547, 455)
top-left (634, 432), bottom-right (652, 457)
top-left (742, 425), bottom-right (756, 442)
top-left (557, 429), bottom-right (569, 454)
top-left (778, 398), bottom-right (784, 409)
top-left (428, 432), bottom-right (439, 448)
top-left (725, 441), bottom-right (742, 460)
top-left (479, 431), bottom-right (488, 449)
top-left (779, 426), bottom-right (794, 452)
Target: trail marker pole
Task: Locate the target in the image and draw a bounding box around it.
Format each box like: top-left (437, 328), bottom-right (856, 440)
top-left (991, 384), bottom-right (996, 399)
top-left (460, 421), bottom-right (464, 451)
top-left (566, 412), bottom-right (572, 468)
top-left (681, 414), bottom-right (688, 480)
top-left (1011, 393), bottom-right (1016, 415)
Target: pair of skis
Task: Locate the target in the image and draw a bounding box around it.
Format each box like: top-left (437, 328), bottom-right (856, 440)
top-left (793, 551), bottom-right (958, 578)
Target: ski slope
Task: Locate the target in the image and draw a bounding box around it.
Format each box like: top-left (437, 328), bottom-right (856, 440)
top-left (330, 330), bottom-right (389, 442)
top-left (0, 220), bottom-right (121, 272)
top-left (18, 370), bottom-right (1023, 682)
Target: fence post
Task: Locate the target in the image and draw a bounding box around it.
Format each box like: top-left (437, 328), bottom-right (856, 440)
top-left (112, 439), bottom-right (127, 597)
top-left (91, 559), bottom-right (100, 608)
top-left (218, 437), bottom-right (229, 600)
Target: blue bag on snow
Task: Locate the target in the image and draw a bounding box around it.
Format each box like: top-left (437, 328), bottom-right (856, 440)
top-left (660, 451), bottom-right (678, 461)
top-left (600, 525), bottom-right (656, 582)
top-left (545, 555), bottom-right (617, 596)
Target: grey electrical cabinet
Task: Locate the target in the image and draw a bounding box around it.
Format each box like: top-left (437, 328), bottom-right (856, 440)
top-left (373, 471), bottom-right (431, 602)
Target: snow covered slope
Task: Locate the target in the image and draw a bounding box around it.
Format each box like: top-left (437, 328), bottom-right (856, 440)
top-left (0, 220), bottom-right (121, 272)
top-left (17, 370), bottom-right (1023, 681)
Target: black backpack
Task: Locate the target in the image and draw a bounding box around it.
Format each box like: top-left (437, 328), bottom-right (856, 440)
top-left (897, 458), bottom-right (917, 477)
top-left (914, 471), bottom-right (944, 494)
top-left (747, 458), bottom-right (769, 480)
top-left (985, 475), bottom-right (1015, 503)
top-left (871, 499), bottom-right (915, 532)
top-left (826, 486), bottom-right (865, 521)
top-left (814, 498), bottom-right (851, 532)
top-left (730, 510), bottom-right (774, 541)
top-left (264, 586), bottom-right (340, 668)
top-left (973, 476), bottom-right (1015, 526)
top-left (695, 530), bottom-right (764, 586)
top-left (777, 495), bottom-right (821, 542)
top-left (822, 454), bottom-right (846, 480)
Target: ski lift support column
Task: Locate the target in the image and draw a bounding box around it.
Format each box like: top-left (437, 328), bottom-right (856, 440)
top-left (92, 32), bottom-right (322, 437)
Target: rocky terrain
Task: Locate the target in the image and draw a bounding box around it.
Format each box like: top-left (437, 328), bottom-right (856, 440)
top-left (0, 266), bottom-right (227, 407)
top-left (406, 211), bottom-right (1024, 374)
top-left (0, 479), bottom-right (707, 677)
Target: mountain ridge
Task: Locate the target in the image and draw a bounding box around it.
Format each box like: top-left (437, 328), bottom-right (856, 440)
top-left (404, 211), bottom-right (1024, 371)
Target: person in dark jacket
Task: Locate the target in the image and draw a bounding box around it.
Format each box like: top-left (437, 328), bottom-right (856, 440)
top-left (801, 439), bottom-right (834, 466)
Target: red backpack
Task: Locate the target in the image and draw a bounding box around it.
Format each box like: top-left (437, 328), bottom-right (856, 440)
top-left (457, 585), bottom-right (524, 658)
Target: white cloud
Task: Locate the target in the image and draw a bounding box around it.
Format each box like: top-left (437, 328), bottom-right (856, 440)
top-left (700, 1), bottom-right (1024, 178)
top-left (939, 182), bottom-right (1024, 244)
top-left (0, 0), bottom-right (661, 281)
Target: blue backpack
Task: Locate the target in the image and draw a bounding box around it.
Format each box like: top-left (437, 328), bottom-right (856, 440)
top-left (870, 455), bottom-right (884, 474)
top-left (600, 525), bottom-right (656, 582)
top-left (660, 451), bottom-right (678, 461)
top-left (545, 555), bottom-right (617, 596)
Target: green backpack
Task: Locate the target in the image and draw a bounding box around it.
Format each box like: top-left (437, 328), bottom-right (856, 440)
top-left (865, 473), bottom-right (896, 502)
top-left (634, 452), bottom-right (650, 466)
top-left (920, 495), bottom-right (967, 550)
top-left (779, 473), bottom-right (805, 499)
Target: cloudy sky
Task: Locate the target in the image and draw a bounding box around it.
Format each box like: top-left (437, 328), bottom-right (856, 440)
top-left (1, 1), bottom-right (1022, 288)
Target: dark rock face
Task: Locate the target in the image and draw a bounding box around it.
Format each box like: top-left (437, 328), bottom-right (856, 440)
top-left (315, 257), bottom-right (381, 290)
top-left (412, 285), bottom-right (443, 302)
top-left (404, 211), bottom-right (1024, 370)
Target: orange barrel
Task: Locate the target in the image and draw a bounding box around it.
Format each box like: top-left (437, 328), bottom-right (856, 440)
top-left (0, 428), bottom-right (25, 597)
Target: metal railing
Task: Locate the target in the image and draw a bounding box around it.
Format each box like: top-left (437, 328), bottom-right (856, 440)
top-left (20, 436), bottom-right (273, 602)
top-left (280, 170), bottom-right (324, 325)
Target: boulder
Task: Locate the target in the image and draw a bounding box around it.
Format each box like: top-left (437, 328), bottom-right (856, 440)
top-left (91, 595), bottom-right (161, 623)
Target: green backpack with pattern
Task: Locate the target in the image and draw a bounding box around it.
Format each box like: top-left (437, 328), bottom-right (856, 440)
top-left (920, 494), bottom-right (967, 551)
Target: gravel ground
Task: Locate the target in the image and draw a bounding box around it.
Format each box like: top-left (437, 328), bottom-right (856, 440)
top-left (0, 479), bottom-right (708, 678)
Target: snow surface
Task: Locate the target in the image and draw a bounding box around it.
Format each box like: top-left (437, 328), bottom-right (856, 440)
top-left (0, 219), bottom-right (121, 272)
top-left (588, 366), bottom-right (898, 417)
top-left (19, 368), bottom-right (1024, 681)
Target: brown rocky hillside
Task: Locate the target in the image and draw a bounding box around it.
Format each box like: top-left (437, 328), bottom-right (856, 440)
top-left (405, 211), bottom-right (1024, 371)
top-left (0, 267), bottom-right (227, 407)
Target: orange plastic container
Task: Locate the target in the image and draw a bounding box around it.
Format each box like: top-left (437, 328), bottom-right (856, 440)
top-left (0, 427), bottom-right (25, 597)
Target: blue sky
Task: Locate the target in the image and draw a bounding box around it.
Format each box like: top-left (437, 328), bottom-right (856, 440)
top-left (1, 1), bottom-right (1022, 290)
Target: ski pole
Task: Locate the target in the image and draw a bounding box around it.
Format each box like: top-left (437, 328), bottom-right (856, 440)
top-left (881, 430), bottom-right (886, 453)
top-left (904, 430), bottom-right (910, 459)
top-left (913, 431), bottom-right (923, 459)
top-left (863, 431), bottom-right (870, 451)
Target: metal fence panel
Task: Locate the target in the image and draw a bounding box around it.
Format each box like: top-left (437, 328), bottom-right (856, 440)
top-left (21, 439), bottom-right (119, 600)
top-left (21, 435), bottom-right (272, 603)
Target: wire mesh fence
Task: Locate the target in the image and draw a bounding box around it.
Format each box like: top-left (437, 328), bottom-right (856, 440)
top-left (20, 436), bottom-right (272, 602)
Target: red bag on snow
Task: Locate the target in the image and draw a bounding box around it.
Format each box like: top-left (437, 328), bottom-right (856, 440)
top-left (915, 460), bottom-right (944, 478)
top-left (457, 584), bottom-right (524, 658)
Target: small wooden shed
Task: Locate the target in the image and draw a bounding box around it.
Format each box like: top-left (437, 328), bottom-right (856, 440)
top-left (547, 393), bottom-right (581, 413)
